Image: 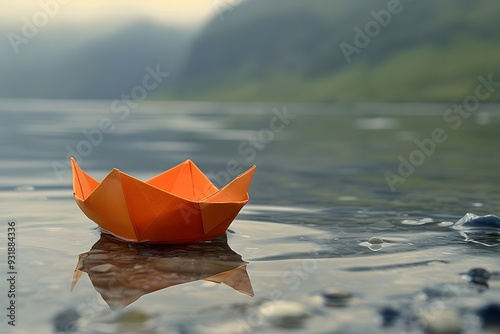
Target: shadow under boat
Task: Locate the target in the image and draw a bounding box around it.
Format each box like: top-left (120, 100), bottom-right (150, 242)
top-left (72, 233), bottom-right (253, 309)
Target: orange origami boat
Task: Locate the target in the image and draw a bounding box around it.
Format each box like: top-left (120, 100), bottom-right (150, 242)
top-left (72, 234), bottom-right (253, 309)
top-left (70, 158), bottom-right (255, 243)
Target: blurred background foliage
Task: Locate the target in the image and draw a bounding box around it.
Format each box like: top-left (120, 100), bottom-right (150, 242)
top-left (1, 0), bottom-right (499, 102)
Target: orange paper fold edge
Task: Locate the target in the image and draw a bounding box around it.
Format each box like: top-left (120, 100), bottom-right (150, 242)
top-left (70, 158), bottom-right (255, 243)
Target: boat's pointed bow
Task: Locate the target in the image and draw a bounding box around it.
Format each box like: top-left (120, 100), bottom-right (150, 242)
top-left (70, 157), bottom-right (99, 200)
top-left (199, 165), bottom-right (256, 233)
top-left (203, 165), bottom-right (256, 203)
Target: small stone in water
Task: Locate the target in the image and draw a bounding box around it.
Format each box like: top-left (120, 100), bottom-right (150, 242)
top-left (114, 310), bottom-right (150, 324)
top-left (322, 289), bottom-right (353, 307)
top-left (379, 307), bottom-right (399, 327)
top-left (477, 303), bottom-right (500, 328)
top-left (53, 309), bottom-right (79, 333)
top-left (259, 300), bottom-right (310, 328)
top-left (420, 309), bottom-right (462, 334)
top-left (467, 268), bottom-right (490, 285)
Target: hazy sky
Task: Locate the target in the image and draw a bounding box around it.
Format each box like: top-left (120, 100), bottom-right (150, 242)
top-left (0, 1), bottom-right (233, 29)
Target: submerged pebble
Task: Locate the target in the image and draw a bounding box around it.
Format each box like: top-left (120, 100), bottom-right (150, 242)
top-left (321, 289), bottom-right (354, 307)
top-left (420, 309), bottom-right (462, 334)
top-left (467, 268), bottom-right (491, 286)
top-left (477, 303), bottom-right (500, 328)
top-left (258, 300), bottom-right (310, 328)
top-left (113, 310), bottom-right (150, 324)
top-left (53, 309), bottom-right (79, 333)
top-left (379, 307), bottom-right (400, 327)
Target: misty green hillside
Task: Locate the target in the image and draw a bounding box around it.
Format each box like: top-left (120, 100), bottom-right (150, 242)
top-left (1, 0), bottom-right (499, 102)
top-left (171, 0), bottom-right (500, 102)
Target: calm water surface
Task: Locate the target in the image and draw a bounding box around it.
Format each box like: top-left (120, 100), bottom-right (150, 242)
top-left (0, 100), bottom-right (499, 333)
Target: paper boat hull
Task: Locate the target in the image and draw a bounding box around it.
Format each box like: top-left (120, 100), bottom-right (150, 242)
top-left (71, 158), bottom-right (255, 243)
top-left (75, 195), bottom-right (245, 243)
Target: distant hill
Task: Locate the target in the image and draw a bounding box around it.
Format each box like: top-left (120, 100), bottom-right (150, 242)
top-left (1, 1), bottom-right (499, 103)
top-left (0, 22), bottom-right (192, 99)
top-left (170, 0), bottom-right (500, 102)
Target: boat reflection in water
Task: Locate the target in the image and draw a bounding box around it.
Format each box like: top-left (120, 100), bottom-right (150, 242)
top-left (72, 234), bottom-right (253, 309)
